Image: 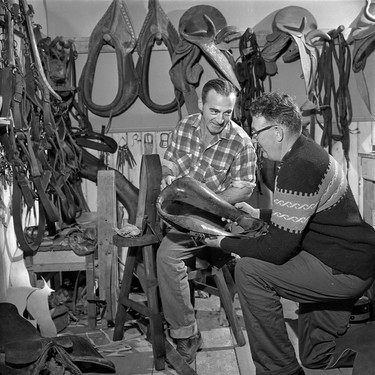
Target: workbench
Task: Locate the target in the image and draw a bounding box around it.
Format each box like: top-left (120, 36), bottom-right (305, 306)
top-left (25, 212), bottom-right (98, 329)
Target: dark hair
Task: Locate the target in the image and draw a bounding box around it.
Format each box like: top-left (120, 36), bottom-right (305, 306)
top-left (249, 91), bottom-right (302, 134)
top-left (201, 78), bottom-right (238, 104)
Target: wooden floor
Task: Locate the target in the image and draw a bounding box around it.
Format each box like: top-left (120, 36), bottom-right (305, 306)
top-left (63, 295), bottom-right (353, 375)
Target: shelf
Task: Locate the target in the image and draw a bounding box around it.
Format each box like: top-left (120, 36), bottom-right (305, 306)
top-left (113, 233), bottom-right (160, 247)
top-left (359, 152), bottom-right (375, 160)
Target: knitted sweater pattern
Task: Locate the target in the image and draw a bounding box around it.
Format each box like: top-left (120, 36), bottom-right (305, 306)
top-left (221, 135), bottom-right (375, 279)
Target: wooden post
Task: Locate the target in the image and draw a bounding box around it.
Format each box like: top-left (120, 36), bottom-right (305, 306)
top-left (97, 170), bottom-right (118, 326)
top-left (85, 253), bottom-right (96, 330)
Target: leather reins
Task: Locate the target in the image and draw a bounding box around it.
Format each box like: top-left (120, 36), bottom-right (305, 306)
top-left (315, 26), bottom-right (352, 168)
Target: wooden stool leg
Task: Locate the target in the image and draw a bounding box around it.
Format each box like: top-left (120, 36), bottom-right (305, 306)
top-left (113, 246), bottom-right (138, 341)
top-left (142, 244), bottom-right (166, 371)
top-left (86, 253), bottom-right (97, 330)
top-left (213, 267), bottom-right (246, 346)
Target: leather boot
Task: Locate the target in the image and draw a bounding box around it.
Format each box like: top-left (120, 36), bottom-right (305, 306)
top-left (175, 332), bottom-right (203, 364)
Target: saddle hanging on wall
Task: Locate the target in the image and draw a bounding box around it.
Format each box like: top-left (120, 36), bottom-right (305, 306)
top-left (261, 6), bottom-right (330, 98)
top-left (169, 5), bottom-right (241, 115)
top-left (179, 5), bottom-right (241, 90)
top-left (347, 0), bottom-right (375, 115)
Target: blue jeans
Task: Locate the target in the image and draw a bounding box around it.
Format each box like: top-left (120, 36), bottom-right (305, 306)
top-left (235, 250), bottom-right (374, 375)
top-left (156, 228), bottom-right (231, 339)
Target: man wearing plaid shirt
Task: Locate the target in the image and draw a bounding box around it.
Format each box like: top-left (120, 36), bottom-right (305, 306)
top-left (157, 78), bottom-right (257, 364)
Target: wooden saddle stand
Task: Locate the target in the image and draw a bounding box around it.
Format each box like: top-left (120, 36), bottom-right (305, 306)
top-left (108, 154), bottom-right (245, 374)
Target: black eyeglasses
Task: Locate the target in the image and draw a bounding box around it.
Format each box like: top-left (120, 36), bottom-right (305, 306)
top-left (250, 125), bottom-right (277, 139)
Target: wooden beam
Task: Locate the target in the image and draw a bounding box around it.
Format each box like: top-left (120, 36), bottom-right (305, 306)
top-left (97, 170), bottom-right (118, 326)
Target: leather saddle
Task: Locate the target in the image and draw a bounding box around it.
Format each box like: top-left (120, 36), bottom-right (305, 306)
top-left (169, 5), bottom-right (241, 115)
top-left (261, 6), bottom-right (330, 97)
top-left (156, 176), bottom-right (267, 238)
top-left (79, 0), bottom-right (138, 117)
top-left (347, 0), bottom-right (375, 114)
top-left (348, 0), bottom-right (375, 72)
top-left (0, 302), bottom-right (115, 374)
top-left (136, 0), bottom-right (184, 114)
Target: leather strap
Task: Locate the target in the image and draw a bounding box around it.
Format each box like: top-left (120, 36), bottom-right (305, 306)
top-left (73, 130), bottom-right (117, 153)
top-left (19, 0), bottom-right (61, 101)
top-left (12, 171), bottom-right (47, 255)
top-left (17, 135), bottom-right (60, 223)
top-left (317, 27), bottom-right (351, 167)
top-left (235, 28), bottom-right (266, 131)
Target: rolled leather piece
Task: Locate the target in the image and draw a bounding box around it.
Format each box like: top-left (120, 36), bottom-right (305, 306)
top-left (156, 176), bottom-right (266, 237)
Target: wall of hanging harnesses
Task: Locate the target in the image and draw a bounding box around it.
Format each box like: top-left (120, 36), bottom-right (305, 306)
top-left (0, 0), bottom-right (89, 256)
top-left (0, 0), bottom-right (374, 299)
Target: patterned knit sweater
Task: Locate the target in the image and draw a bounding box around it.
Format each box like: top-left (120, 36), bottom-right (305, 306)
top-left (221, 135), bottom-right (375, 279)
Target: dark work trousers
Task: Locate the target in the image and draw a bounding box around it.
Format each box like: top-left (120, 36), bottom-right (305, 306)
top-left (235, 250), bottom-right (374, 375)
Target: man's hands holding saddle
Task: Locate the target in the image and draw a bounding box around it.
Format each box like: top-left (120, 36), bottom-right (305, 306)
top-left (161, 165), bottom-right (177, 190)
top-left (203, 202), bottom-right (260, 249)
top-left (234, 202), bottom-right (260, 219)
top-left (161, 174), bottom-right (176, 190)
top-left (203, 235), bottom-right (225, 248)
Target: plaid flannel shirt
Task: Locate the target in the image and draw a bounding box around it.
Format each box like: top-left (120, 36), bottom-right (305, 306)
top-left (162, 113), bottom-right (257, 193)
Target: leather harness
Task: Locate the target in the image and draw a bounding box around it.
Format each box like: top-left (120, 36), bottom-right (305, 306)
top-left (0, 1), bottom-right (123, 254)
top-left (136, 0), bottom-right (184, 114)
top-left (315, 26), bottom-right (352, 167)
top-left (79, 0), bottom-right (138, 117)
top-left (235, 28), bottom-right (268, 133)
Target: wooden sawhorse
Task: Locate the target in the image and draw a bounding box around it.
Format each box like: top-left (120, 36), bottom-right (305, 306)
top-left (111, 154), bottom-right (166, 370)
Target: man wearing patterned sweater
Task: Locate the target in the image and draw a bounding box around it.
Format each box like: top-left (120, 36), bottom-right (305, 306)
top-left (205, 91), bottom-right (375, 375)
